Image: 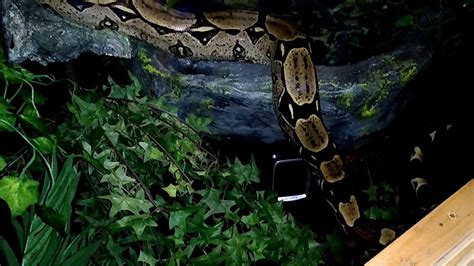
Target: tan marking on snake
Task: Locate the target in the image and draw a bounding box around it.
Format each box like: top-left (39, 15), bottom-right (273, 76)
top-left (294, 114), bottom-right (328, 153)
top-left (320, 155), bottom-right (345, 183)
top-left (283, 48), bottom-right (317, 105)
top-left (338, 195), bottom-right (360, 227)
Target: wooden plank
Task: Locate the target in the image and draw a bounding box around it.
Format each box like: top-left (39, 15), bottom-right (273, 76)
top-left (366, 179), bottom-right (474, 266)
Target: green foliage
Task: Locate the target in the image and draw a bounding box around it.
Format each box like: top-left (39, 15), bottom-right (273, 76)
top-left (0, 49), bottom-right (89, 265)
top-left (362, 182), bottom-right (398, 221)
top-left (61, 74), bottom-right (324, 264)
top-left (22, 156), bottom-right (82, 266)
top-left (0, 176), bottom-right (39, 216)
top-left (394, 15), bottom-right (415, 28)
top-left (1, 47), bottom-right (324, 264)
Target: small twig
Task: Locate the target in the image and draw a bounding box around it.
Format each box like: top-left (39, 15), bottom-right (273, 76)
top-left (144, 131), bottom-right (193, 184)
top-left (103, 100), bottom-right (194, 183)
top-left (106, 96), bottom-right (218, 161)
top-left (104, 134), bottom-right (163, 212)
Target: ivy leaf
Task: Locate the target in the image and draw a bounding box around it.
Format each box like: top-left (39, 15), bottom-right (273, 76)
top-left (362, 185), bottom-right (378, 202)
top-left (99, 194), bottom-right (154, 217)
top-left (103, 160), bottom-right (120, 170)
top-left (0, 176), bottom-right (39, 216)
top-left (229, 156), bottom-right (260, 185)
top-left (139, 142), bottom-right (164, 162)
top-left (241, 213), bottom-right (259, 227)
top-left (138, 251), bottom-right (158, 265)
top-left (185, 114), bottom-right (212, 134)
top-left (364, 206), bottom-right (394, 220)
top-left (151, 97), bottom-right (178, 116)
top-left (31, 136), bottom-right (56, 154)
top-left (162, 183), bottom-right (179, 198)
top-left (68, 95), bottom-right (103, 128)
top-left (116, 214), bottom-right (158, 239)
top-left (248, 238), bottom-right (267, 261)
top-left (100, 165), bottom-right (135, 186)
top-left (200, 189), bottom-right (235, 219)
top-left (0, 156), bottom-right (6, 171)
top-left (169, 209), bottom-right (192, 230)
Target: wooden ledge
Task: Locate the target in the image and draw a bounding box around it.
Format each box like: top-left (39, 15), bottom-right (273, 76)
top-left (366, 179), bottom-right (474, 266)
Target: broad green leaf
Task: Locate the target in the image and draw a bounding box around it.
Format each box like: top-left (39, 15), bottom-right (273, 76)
top-left (31, 136), bottom-right (56, 154)
top-left (163, 183), bottom-right (179, 197)
top-left (0, 156), bottom-right (6, 171)
top-left (116, 214), bottom-right (158, 239)
top-left (0, 176), bottom-right (39, 216)
top-left (35, 205), bottom-right (67, 236)
top-left (169, 209), bottom-right (191, 230)
top-left (23, 157), bottom-right (79, 266)
top-left (0, 236), bottom-right (19, 266)
top-left (138, 250), bottom-right (159, 265)
top-left (61, 240), bottom-right (101, 265)
top-left (100, 194), bottom-right (154, 217)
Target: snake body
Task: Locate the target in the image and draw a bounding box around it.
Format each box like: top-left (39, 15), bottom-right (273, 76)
top-left (37, 0), bottom-right (396, 246)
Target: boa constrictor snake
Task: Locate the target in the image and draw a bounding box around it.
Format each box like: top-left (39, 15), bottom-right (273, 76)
top-left (37, 0), bottom-right (398, 246)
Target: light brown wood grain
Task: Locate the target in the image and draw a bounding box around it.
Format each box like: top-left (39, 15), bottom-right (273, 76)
top-left (366, 179), bottom-right (474, 266)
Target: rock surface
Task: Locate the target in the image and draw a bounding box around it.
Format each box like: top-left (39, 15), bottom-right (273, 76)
top-left (1, 0), bottom-right (434, 148)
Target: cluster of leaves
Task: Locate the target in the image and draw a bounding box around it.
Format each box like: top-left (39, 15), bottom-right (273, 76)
top-left (362, 182), bottom-right (398, 221)
top-left (0, 48), bottom-right (57, 217)
top-left (0, 49), bottom-right (84, 265)
top-left (63, 75), bottom-right (323, 265)
top-left (0, 49), bottom-right (324, 265)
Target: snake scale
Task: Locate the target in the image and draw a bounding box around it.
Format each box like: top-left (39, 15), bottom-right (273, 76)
top-left (37, 0), bottom-right (398, 246)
